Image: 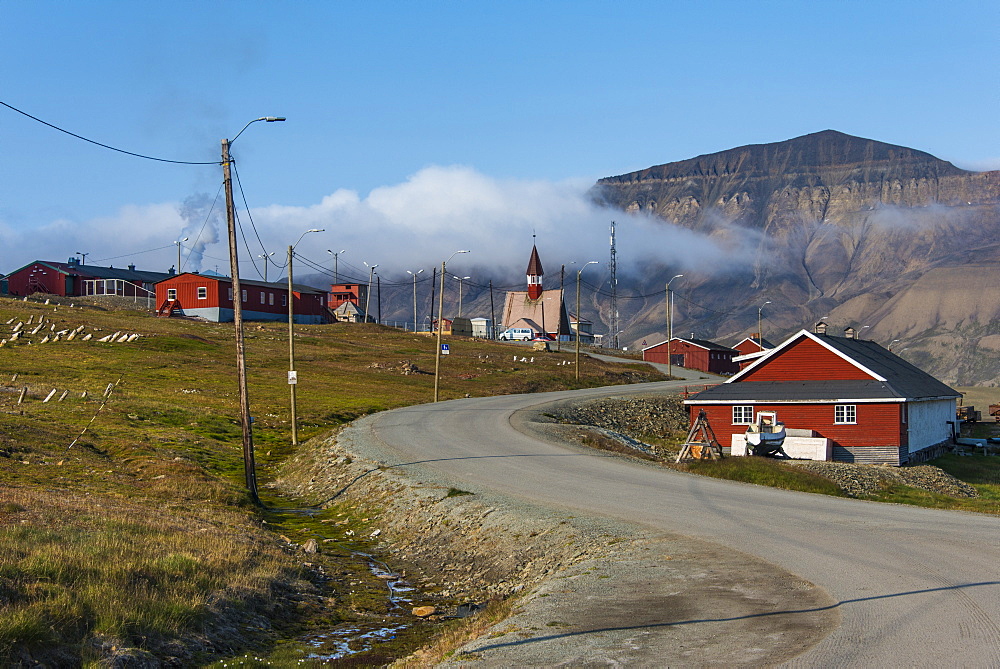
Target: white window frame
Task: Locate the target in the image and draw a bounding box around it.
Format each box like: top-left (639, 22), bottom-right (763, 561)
top-left (732, 405), bottom-right (754, 425)
top-left (260, 291), bottom-right (266, 304)
top-left (269, 293), bottom-right (274, 306)
top-left (167, 288), bottom-right (177, 300)
top-left (197, 286), bottom-right (208, 300)
top-left (835, 404), bottom-right (857, 425)
top-left (228, 287), bottom-right (233, 300)
top-left (242, 289), bottom-right (247, 302)
top-left (282, 294), bottom-right (287, 307)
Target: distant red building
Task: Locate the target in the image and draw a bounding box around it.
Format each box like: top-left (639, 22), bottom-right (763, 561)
top-left (4, 258), bottom-right (171, 299)
top-left (155, 273), bottom-right (328, 323)
top-left (642, 337), bottom-right (739, 374)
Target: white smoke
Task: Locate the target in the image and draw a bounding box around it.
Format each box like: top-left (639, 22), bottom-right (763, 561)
top-left (177, 193), bottom-right (223, 272)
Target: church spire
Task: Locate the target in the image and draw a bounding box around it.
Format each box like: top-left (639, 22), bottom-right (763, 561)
top-left (526, 243), bottom-right (544, 300)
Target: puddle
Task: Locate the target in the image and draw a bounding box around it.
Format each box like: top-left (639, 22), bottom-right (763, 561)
top-left (304, 623), bottom-right (409, 661)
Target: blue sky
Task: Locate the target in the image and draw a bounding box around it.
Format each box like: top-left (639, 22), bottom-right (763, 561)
top-left (1, 1), bottom-right (997, 279)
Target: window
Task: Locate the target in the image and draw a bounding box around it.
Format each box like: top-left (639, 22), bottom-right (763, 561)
top-left (167, 288), bottom-right (177, 300)
top-left (197, 286), bottom-right (207, 299)
top-left (282, 295), bottom-right (287, 307)
top-left (260, 291), bottom-right (266, 304)
top-left (269, 293), bottom-right (274, 306)
top-left (732, 406), bottom-right (754, 425)
top-left (228, 287), bottom-right (233, 300)
top-left (835, 405), bottom-right (857, 424)
top-left (242, 290), bottom-right (247, 302)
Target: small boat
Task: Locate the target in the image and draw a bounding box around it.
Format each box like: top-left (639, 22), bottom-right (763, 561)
top-left (745, 411), bottom-right (787, 457)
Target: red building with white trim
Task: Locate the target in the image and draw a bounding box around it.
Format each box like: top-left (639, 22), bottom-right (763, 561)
top-left (642, 337), bottom-right (739, 374)
top-left (4, 258), bottom-right (171, 299)
top-left (684, 325), bottom-right (960, 465)
top-left (155, 273), bottom-right (328, 323)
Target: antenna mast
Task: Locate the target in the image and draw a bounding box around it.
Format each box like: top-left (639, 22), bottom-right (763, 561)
top-left (609, 221), bottom-right (618, 349)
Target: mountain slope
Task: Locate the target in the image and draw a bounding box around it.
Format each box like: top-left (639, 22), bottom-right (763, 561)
top-left (593, 131), bottom-right (1000, 384)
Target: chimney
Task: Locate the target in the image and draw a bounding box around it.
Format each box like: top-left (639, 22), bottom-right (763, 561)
top-left (844, 327), bottom-right (856, 339)
top-left (815, 321), bottom-right (828, 335)
top-left (67, 257), bottom-right (78, 267)
top-left (168, 266), bottom-right (176, 276)
top-left (128, 264), bottom-right (136, 272)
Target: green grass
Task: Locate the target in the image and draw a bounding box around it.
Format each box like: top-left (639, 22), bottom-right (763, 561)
top-left (682, 458), bottom-right (845, 496)
top-left (0, 295), bottom-right (663, 664)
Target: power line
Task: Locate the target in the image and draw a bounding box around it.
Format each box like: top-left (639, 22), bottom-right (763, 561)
top-left (0, 100), bottom-right (218, 165)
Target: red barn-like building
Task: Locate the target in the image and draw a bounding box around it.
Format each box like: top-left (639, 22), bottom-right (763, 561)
top-left (155, 273), bottom-right (328, 323)
top-left (4, 258), bottom-right (171, 299)
top-left (642, 337), bottom-right (739, 375)
top-left (684, 326), bottom-right (960, 465)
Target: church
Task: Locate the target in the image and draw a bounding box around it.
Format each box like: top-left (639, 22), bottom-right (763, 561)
top-left (501, 244), bottom-right (571, 340)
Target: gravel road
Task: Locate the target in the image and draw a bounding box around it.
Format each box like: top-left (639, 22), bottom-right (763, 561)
top-left (344, 381), bottom-right (1000, 666)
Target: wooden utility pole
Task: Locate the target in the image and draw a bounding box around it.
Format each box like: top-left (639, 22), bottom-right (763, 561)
top-left (433, 261), bottom-right (447, 401)
top-left (429, 267), bottom-right (436, 332)
top-left (223, 138), bottom-right (259, 504)
top-left (287, 244), bottom-right (298, 446)
top-left (489, 280), bottom-right (496, 340)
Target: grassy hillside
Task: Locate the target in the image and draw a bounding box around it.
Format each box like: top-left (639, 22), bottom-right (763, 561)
top-left (0, 295), bottom-right (661, 665)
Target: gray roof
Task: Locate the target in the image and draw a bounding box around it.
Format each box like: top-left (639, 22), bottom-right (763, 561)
top-left (678, 337), bottom-right (738, 352)
top-left (688, 331), bottom-right (959, 403)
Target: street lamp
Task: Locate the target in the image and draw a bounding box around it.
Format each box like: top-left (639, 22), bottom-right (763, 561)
top-left (327, 249), bottom-right (346, 283)
top-left (434, 250), bottom-right (470, 402)
top-left (758, 301), bottom-right (772, 345)
top-left (452, 275), bottom-right (470, 316)
top-left (174, 237), bottom-right (189, 273)
top-left (407, 269), bottom-right (424, 332)
top-left (287, 228), bottom-right (324, 447)
top-left (363, 262), bottom-right (378, 323)
top-left (221, 114), bottom-right (285, 505)
top-left (75, 251), bottom-right (89, 265)
top-left (666, 274), bottom-right (683, 379)
top-left (257, 251), bottom-right (275, 282)
top-left (575, 261), bottom-right (599, 381)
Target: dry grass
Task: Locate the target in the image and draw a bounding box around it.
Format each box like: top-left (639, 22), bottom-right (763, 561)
top-left (0, 295), bottom-right (661, 663)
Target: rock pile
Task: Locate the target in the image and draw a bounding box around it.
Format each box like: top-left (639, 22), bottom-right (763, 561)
top-left (551, 396), bottom-right (687, 441)
top-left (790, 461), bottom-right (979, 499)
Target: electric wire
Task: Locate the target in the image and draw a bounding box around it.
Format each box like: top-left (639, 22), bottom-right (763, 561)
top-left (1, 100), bottom-right (218, 165)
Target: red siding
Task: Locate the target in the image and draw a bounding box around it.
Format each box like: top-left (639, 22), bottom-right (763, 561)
top-left (740, 338), bottom-right (872, 382)
top-left (644, 340), bottom-right (739, 374)
top-left (689, 402), bottom-right (905, 452)
top-left (156, 275), bottom-right (327, 316)
top-left (734, 339), bottom-right (764, 355)
top-left (6, 263), bottom-right (71, 297)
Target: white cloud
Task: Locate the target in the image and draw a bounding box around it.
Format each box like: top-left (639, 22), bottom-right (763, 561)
top-left (0, 165), bottom-right (747, 281)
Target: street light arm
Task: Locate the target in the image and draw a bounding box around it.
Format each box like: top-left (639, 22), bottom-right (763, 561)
top-left (230, 116), bottom-right (286, 145)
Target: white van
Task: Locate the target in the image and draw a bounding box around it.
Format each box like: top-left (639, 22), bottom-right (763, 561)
top-left (499, 328), bottom-right (533, 341)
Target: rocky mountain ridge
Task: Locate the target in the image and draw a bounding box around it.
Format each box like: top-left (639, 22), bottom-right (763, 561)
top-left (593, 130), bottom-right (1000, 385)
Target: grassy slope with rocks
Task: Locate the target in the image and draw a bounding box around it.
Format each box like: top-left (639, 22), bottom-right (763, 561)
top-left (549, 395), bottom-right (1000, 514)
top-left (0, 294), bottom-right (662, 666)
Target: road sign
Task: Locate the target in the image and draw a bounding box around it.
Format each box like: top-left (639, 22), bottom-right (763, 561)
top-left (288, 370), bottom-right (298, 384)
top-left (441, 344), bottom-right (450, 355)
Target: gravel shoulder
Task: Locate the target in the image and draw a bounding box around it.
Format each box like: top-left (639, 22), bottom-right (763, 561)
top-left (277, 387), bottom-right (841, 666)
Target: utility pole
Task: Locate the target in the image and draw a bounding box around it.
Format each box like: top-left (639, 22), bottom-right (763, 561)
top-left (559, 264), bottom-right (565, 352)
top-left (429, 267), bottom-right (436, 331)
top-left (434, 250), bottom-right (470, 402)
top-left (175, 238), bottom-right (189, 273)
top-left (258, 252), bottom-right (274, 282)
top-left (667, 274), bottom-right (683, 380)
top-left (407, 269), bottom-right (424, 332)
top-left (327, 249), bottom-right (346, 283)
top-left (609, 222), bottom-right (618, 349)
top-left (377, 275), bottom-right (382, 324)
top-left (364, 262), bottom-right (378, 323)
top-left (287, 244), bottom-right (298, 446)
top-left (222, 138), bottom-right (258, 504)
top-left (576, 261), bottom-right (598, 380)
top-left (489, 280), bottom-right (496, 340)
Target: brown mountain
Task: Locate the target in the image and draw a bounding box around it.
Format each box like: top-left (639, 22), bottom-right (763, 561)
top-left (593, 130), bottom-right (1000, 385)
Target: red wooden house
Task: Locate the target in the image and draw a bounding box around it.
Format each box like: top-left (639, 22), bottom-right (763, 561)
top-left (732, 334), bottom-right (776, 370)
top-left (155, 273), bottom-right (328, 323)
top-left (684, 325), bottom-right (960, 465)
top-left (642, 337), bottom-right (739, 374)
top-left (4, 258), bottom-right (171, 300)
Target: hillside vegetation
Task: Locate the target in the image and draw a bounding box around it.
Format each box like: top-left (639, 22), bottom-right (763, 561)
top-left (0, 295), bottom-right (661, 665)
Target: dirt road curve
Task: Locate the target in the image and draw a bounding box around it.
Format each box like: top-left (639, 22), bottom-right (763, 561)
top-left (347, 381), bottom-right (1000, 666)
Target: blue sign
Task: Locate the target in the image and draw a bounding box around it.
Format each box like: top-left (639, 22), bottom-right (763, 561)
top-left (441, 343), bottom-right (450, 355)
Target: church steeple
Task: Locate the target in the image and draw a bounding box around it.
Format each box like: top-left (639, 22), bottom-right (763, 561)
top-left (526, 244), bottom-right (544, 300)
